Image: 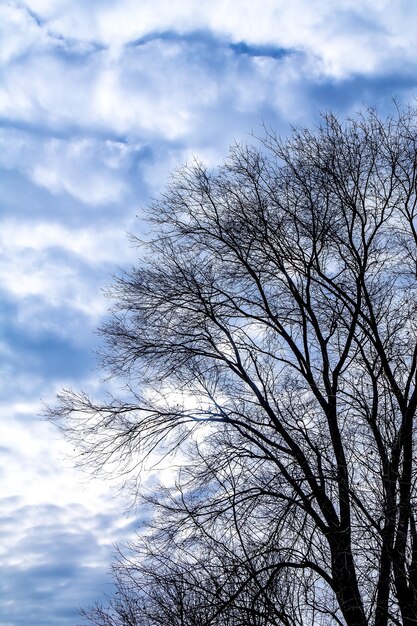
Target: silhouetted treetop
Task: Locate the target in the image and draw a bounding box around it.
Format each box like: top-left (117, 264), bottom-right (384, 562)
top-left (53, 106), bottom-right (417, 626)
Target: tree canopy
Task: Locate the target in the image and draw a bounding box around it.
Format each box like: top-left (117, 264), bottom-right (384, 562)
top-left (53, 107), bottom-right (417, 626)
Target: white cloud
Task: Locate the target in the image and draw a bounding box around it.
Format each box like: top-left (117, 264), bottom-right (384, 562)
top-left (0, 129), bottom-right (135, 205)
top-left (0, 248), bottom-right (107, 319)
top-left (0, 400), bottom-right (140, 626)
top-left (0, 3), bottom-right (46, 64)
top-left (1, 1), bottom-right (414, 156)
top-left (0, 39), bottom-right (227, 139)
top-left (0, 406), bottom-right (117, 511)
top-left (18, 0), bottom-right (417, 80)
top-left (0, 215), bottom-right (140, 335)
top-left (0, 218), bottom-right (136, 266)
top-left (0, 243), bottom-right (108, 322)
top-left (0, 37), bottom-right (312, 152)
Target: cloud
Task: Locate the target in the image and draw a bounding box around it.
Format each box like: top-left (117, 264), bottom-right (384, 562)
top-left (0, 219), bottom-right (136, 266)
top-left (29, 144), bottom-right (128, 206)
top-left (15, 0), bottom-right (417, 80)
top-left (0, 3), bottom-right (47, 64)
top-left (0, 129), bottom-right (137, 205)
top-left (0, 251), bottom-right (105, 315)
top-left (0, 37), bottom-right (226, 138)
top-left (3, 2), bottom-right (416, 158)
top-left (0, 214), bottom-right (141, 362)
top-left (0, 500), bottom-right (117, 626)
top-left (0, 414), bottom-right (143, 626)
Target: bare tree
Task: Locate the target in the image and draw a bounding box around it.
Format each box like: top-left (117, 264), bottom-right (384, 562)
top-left (80, 484), bottom-right (310, 626)
top-left (53, 106), bottom-right (417, 626)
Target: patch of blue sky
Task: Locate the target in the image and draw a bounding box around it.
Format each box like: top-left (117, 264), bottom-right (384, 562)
top-left (303, 73), bottom-right (417, 119)
top-left (229, 40), bottom-right (292, 59)
top-left (1, 320), bottom-right (95, 383)
top-left (22, 4), bottom-right (45, 27)
top-left (127, 28), bottom-right (293, 59)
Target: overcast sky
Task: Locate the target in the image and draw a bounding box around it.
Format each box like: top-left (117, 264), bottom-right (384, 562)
top-left (2, 2), bottom-right (417, 625)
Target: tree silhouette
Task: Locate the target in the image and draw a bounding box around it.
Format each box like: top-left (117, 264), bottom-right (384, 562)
top-left (53, 107), bottom-right (417, 626)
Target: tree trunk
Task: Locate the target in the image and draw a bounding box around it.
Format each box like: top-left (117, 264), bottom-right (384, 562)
top-left (331, 538), bottom-right (367, 626)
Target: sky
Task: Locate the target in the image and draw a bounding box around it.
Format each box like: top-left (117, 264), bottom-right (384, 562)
top-left (2, 1), bottom-right (417, 625)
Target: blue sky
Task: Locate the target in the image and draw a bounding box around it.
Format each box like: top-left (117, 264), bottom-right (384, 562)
top-left (2, 1), bottom-right (417, 624)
